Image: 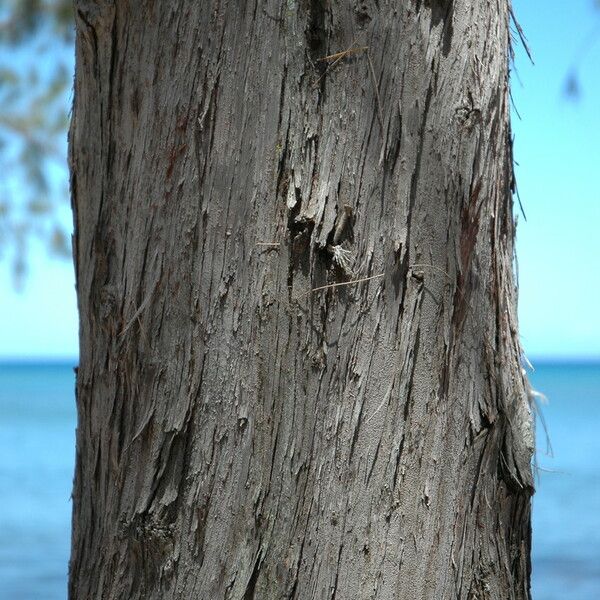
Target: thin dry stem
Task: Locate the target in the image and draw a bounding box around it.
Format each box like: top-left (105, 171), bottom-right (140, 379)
top-left (299, 273), bottom-right (384, 298)
top-left (313, 41), bottom-right (366, 88)
top-left (367, 52), bottom-right (384, 134)
top-left (317, 46), bottom-right (369, 62)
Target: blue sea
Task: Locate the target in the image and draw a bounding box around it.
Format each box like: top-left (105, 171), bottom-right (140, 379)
top-left (0, 362), bottom-right (598, 599)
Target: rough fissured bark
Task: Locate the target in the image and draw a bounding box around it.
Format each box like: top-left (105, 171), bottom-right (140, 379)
top-left (69, 1), bottom-right (533, 598)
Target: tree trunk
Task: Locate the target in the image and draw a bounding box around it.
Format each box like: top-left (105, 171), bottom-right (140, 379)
top-left (69, 1), bottom-right (534, 598)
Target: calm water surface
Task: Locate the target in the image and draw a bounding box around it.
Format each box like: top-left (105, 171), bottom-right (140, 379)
top-left (0, 364), bottom-right (75, 599)
top-left (0, 362), bottom-right (598, 599)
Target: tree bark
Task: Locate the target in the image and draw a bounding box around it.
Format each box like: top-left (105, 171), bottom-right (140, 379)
top-left (69, 1), bottom-right (534, 598)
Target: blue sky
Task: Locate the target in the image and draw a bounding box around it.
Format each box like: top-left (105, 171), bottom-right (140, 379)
top-left (0, 0), bottom-right (599, 361)
top-left (511, 0), bottom-right (600, 359)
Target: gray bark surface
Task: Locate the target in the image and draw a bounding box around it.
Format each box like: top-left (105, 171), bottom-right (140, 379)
top-left (69, 1), bottom-right (534, 598)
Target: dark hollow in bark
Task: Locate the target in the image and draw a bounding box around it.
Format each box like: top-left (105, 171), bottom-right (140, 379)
top-left (69, 1), bottom-right (534, 598)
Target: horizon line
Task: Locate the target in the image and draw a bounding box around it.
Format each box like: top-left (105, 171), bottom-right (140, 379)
top-left (1, 356), bottom-right (600, 367)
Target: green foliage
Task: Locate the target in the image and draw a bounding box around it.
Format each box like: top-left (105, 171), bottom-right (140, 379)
top-left (0, 0), bottom-right (73, 282)
top-left (565, 1), bottom-right (600, 100)
top-left (0, 0), bottom-right (73, 42)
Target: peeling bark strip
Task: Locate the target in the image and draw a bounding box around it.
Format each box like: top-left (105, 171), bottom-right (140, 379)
top-left (69, 1), bottom-right (533, 599)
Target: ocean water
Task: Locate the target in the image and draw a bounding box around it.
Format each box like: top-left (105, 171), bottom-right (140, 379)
top-left (0, 362), bottom-right (598, 599)
top-left (530, 363), bottom-right (600, 600)
top-left (0, 364), bottom-right (76, 600)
